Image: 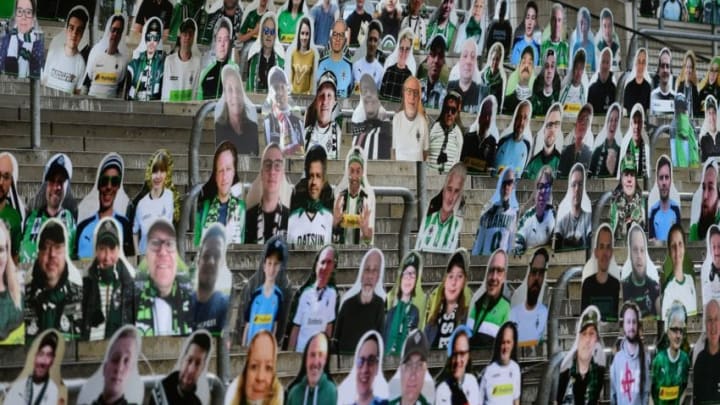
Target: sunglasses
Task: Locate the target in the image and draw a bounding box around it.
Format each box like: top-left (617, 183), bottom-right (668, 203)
top-left (99, 175), bottom-right (121, 188)
top-left (446, 106), bottom-right (458, 115)
top-left (502, 179), bottom-right (514, 187)
top-left (145, 33), bottom-right (160, 42)
top-left (263, 27), bottom-right (276, 36)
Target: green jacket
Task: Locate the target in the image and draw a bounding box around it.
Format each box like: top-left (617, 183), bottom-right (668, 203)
top-left (20, 208), bottom-right (76, 264)
top-left (246, 52), bottom-right (285, 92)
top-left (286, 374), bottom-right (337, 405)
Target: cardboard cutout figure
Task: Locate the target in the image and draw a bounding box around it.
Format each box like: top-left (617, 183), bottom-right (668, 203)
top-left (387, 329), bottom-right (436, 404)
top-left (246, 12), bottom-right (286, 93)
top-left (244, 144), bottom-right (293, 244)
top-left (418, 34), bottom-right (450, 110)
top-left (0, 0), bottom-right (44, 79)
top-left (690, 159), bottom-right (720, 242)
top-left (426, 0), bottom-right (457, 50)
top-left (477, 322), bottom-right (522, 403)
top-left (352, 74), bottom-right (393, 160)
top-left (588, 102), bottom-right (621, 178)
top-left (619, 103), bottom-right (652, 182)
top-left (454, 0), bottom-right (486, 54)
top-left (700, 96), bottom-right (720, 162)
top-left (338, 331), bottom-right (389, 404)
top-left (81, 217), bottom-right (137, 341)
top-left (553, 163), bottom-right (592, 251)
top-left (460, 95), bottom-right (500, 174)
top-left (427, 91), bottom-right (464, 174)
top-left (558, 48), bottom-right (589, 117)
top-left (239, 236), bottom-right (291, 346)
top-left (472, 168), bottom-right (518, 255)
top-left (701, 225), bottom-right (720, 306)
top-left (479, 42), bottom-right (507, 110)
top-left (25, 219), bottom-right (82, 341)
top-left (661, 227), bottom-right (698, 322)
top-left (215, 65), bottom-right (259, 156)
top-left (392, 76), bottom-right (430, 162)
top-left (42, 5), bottom-right (88, 94)
top-left (380, 28), bottom-right (417, 102)
top-left (0, 220), bottom-right (24, 345)
top-left (284, 15), bottom-right (319, 95)
top-left (447, 39), bottom-right (482, 114)
top-left (588, 47), bottom-right (617, 115)
top-left (384, 250), bottom-right (427, 356)
top-left (335, 248), bottom-right (386, 353)
top-left (623, 48), bottom-right (652, 115)
top-left (494, 100), bottom-right (532, 178)
top-left (415, 163), bottom-right (465, 253)
top-left (609, 302), bottom-right (652, 403)
top-left (581, 223), bottom-right (621, 321)
top-left (651, 302), bottom-right (691, 404)
top-left (225, 330), bottom-right (284, 405)
top-left (503, 45), bottom-right (535, 115)
top-left (287, 146), bottom-right (334, 247)
top-left (5, 329), bottom-right (67, 404)
top-left (621, 224), bottom-right (661, 319)
top-left (531, 48), bottom-right (561, 117)
top-left (162, 18), bottom-right (202, 101)
top-left (509, 248), bottom-right (549, 347)
top-left (197, 16), bottom-right (238, 100)
top-left (691, 299), bottom-right (720, 403)
top-left (277, 0), bottom-right (309, 44)
top-left (660, 222), bottom-right (694, 290)
top-left (595, 8), bottom-right (621, 71)
top-left (466, 248), bottom-right (511, 348)
top-left (304, 70), bottom-right (342, 160)
top-left (76, 325), bottom-right (143, 405)
top-left (557, 104), bottom-right (594, 178)
top-left (192, 223), bottom-right (231, 334)
top-left (525, 103), bottom-right (563, 179)
top-left (610, 154), bottom-right (646, 241)
top-left (125, 16), bottom-right (165, 101)
top-left (151, 330), bottom-right (213, 405)
top-left (540, 3), bottom-right (568, 69)
top-left (650, 47), bottom-right (675, 115)
top-left (286, 332), bottom-right (338, 403)
top-left (263, 66), bottom-right (305, 157)
top-left (82, 14), bottom-right (129, 98)
top-left (515, 166), bottom-right (556, 253)
top-left (510, 1), bottom-right (540, 67)
top-left (569, 7), bottom-right (595, 72)
top-left (675, 50), bottom-right (701, 119)
top-left (434, 325), bottom-right (480, 403)
top-left (648, 155), bottom-right (681, 242)
top-left (0, 152), bottom-right (27, 254)
top-left (333, 147), bottom-right (375, 244)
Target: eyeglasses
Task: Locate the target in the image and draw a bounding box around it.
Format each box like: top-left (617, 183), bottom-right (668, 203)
top-left (402, 269), bottom-right (416, 278)
top-left (0, 172), bottom-right (11, 182)
top-left (145, 33), bottom-right (160, 42)
top-left (99, 175), bottom-right (121, 188)
top-left (16, 7), bottom-right (33, 17)
top-left (262, 159), bottom-right (284, 172)
top-left (537, 182), bottom-right (551, 191)
top-left (404, 88), bottom-right (419, 97)
top-left (356, 355), bottom-right (379, 368)
top-left (263, 27), bottom-right (276, 36)
top-left (331, 31), bottom-right (345, 39)
top-left (148, 238), bottom-right (177, 253)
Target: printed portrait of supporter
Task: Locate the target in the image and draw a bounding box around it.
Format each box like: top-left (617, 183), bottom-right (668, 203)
top-left (426, 0), bottom-right (457, 50)
top-left (671, 93), bottom-right (700, 168)
top-left (701, 225), bottom-right (720, 305)
top-left (76, 325), bottom-right (142, 405)
top-left (525, 103), bottom-right (563, 179)
top-left (380, 29), bottom-right (416, 103)
top-left (558, 49), bottom-right (589, 116)
top-left (151, 330), bottom-right (212, 405)
top-left (609, 155), bottom-right (646, 241)
top-left (337, 331), bottom-right (388, 404)
top-left (541, 3), bottom-right (568, 69)
top-left (83, 14), bottom-right (129, 98)
top-left (5, 329), bottom-right (66, 404)
top-left (509, 248), bottom-right (548, 347)
top-left (623, 48), bottom-right (652, 115)
top-left (374, 0), bottom-right (402, 42)
top-left (511, 1), bottom-right (540, 67)
top-left (460, 95), bottom-right (500, 174)
top-left (621, 224), bottom-right (661, 319)
top-left (133, 0), bottom-right (172, 37)
top-left (701, 96), bottom-right (720, 162)
top-left (388, 329), bottom-right (435, 404)
top-left (244, 144), bottom-right (292, 244)
top-left (434, 326), bottom-right (479, 403)
top-left (503, 46), bottom-right (535, 115)
top-left (226, 330), bottom-right (284, 404)
top-left (661, 221), bottom-right (694, 289)
top-left (427, 91), bottom-right (463, 174)
top-left (479, 43), bottom-right (507, 110)
top-left (287, 332), bottom-right (338, 404)
top-left (610, 302), bottom-right (651, 405)
top-left (285, 16), bottom-right (319, 95)
top-left (588, 48), bottom-right (617, 115)
top-left (467, 249), bottom-right (510, 348)
top-left (581, 223), bottom-right (621, 322)
top-left (134, 219), bottom-right (193, 336)
top-left (595, 8), bottom-right (621, 71)
top-left (198, 17), bottom-right (238, 99)
top-left (650, 48), bottom-right (675, 115)
top-left (384, 250), bottom-right (426, 357)
top-left (25, 219), bottom-right (82, 341)
top-left (0, 221), bottom-right (23, 344)
top-left (569, 7), bottom-right (594, 73)
top-left (235, 0), bottom-right (273, 67)
top-left (418, 35), bottom-right (449, 110)
top-left (661, 225), bottom-right (698, 323)
top-left (484, 0), bottom-right (512, 59)
top-left (692, 298), bottom-right (720, 403)
top-left (652, 301), bottom-right (691, 405)
top-left (557, 104), bottom-right (594, 178)
top-left (240, 236), bottom-right (290, 346)
top-left (318, 19), bottom-right (354, 98)
top-left (196, 0), bottom-right (243, 46)
top-left (346, 0), bottom-right (372, 47)
top-left (0, 0), bottom-right (44, 79)
top-left (194, 141), bottom-right (246, 246)
top-left (531, 48), bottom-right (560, 117)
top-left (125, 17), bottom-right (165, 101)
top-left (675, 50), bottom-right (701, 119)
top-left (304, 71), bottom-right (342, 160)
top-left (401, 0), bottom-right (427, 51)
top-left (42, 6), bottom-right (88, 94)
top-left (191, 223), bottom-right (231, 334)
top-left (648, 155), bottom-right (681, 242)
top-left (310, 0), bottom-right (339, 48)
top-left (263, 67), bottom-right (304, 157)
top-left (277, 0), bottom-right (308, 44)
top-left (553, 163), bottom-right (592, 250)
top-left (478, 321), bottom-right (521, 404)
top-left (495, 100), bottom-right (532, 177)
top-left (352, 19), bottom-right (384, 90)
top-left (446, 39), bottom-right (481, 114)
top-left (76, 153), bottom-right (134, 259)
top-left (472, 168), bottom-right (518, 255)
top-left (700, 57), bottom-right (720, 106)
top-left (287, 146), bottom-right (334, 247)
top-left (20, 154), bottom-right (76, 264)
top-left (424, 248), bottom-right (471, 350)
top-left (333, 147), bottom-right (375, 245)
top-left (0, 152), bottom-right (26, 258)
top-left (515, 167), bottom-right (555, 253)
top-left (453, 0), bottom-right (484, 55)
top-left (81, 218), bottom-right (136, 341)
top-left (352, 74), bottom-right (392, 160)
top-left (619, 104), bottom-right (651, 181)
top-left (416, 163), bottom-right (465, 253)
top-left (247, 12), bottom-right (287, 94)
top-left (588, 103), bottom-right (621, 178)
top-left (288, 245), bottom-right (338, 352)
top-left (214, 65), bottom-right (259, 156)
top-left (162, 18), bottom-right (202, 101)
top-left (335, 248), bottom-right (386, 353)
top-left (392, 76), bottom-right (429, 162)
top-left (131, 149), bottom-right (178, 255)
top-left (556, 306), bottom-right (606, 404)
top-left (690, 159), bottom-right (720, 242)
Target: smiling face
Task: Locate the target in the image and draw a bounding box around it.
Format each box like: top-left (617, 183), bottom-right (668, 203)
top-left (305, 334), bottom-right (329, 387)
top-left (103, 336), bottom-right (136, 400)
top-left (607, 108), bottom-right (619, 139)
top-left (198, 236), bottom-right (222, 291)
top-left (575, 111), bottom-right (590, 144)
top-left (499, 326), bottom-right (514, 365)
top-left (348, 160), bottom-right (363, 195)
top-left (150, 167), bottom-right (167, 195)
top-left (315, 247), bottom-right (335, 288)
top-left (635, 51), bottom-right (647, 80)
top-left (215, 150), bottom-right (235, 200)
top-left (316, 84), bottom-right (335, 126)
top-left (145, 30), bottom-right (159, 56)
top-left (535, 173), bottom-right (551, 212)
top-left (622, 307), bottom-right (638, 340)
top-left (486, 252), bottom-right (506, 298)
top-left (441, 172), bottom-right (463, 217)
top-left (444, 264), bottom-right (465, 303)
top-left (657, 162), bottom-right (671, 201)
top-left (472, 0), bottom-right (484, 20)
top-left (602, 16), bottom-right (612, 43)
top-left (33, 344), bottom-right (55, 381)
top-left (710, 62), bottom-right (720, 84)
top-left (577, 325), bottom-right (597, 363)
top-left (514, 103), bottom-right (530, 136)
top-left (215, 26), bottom-right (231, 61)
top-left (441, 0), bottom-right (453, 20)
top-left (543, 53), bottom-right (556, 86)
top-left (355, 338), bottom-right (379, 397)
top-left (551, 8), bottom-right (563, 41)
top-left (427, 48), bottom-right (445, 81)
top-left (400, 265), bottom-right (417, 298)
top-left (451, 333), bottom-right (470, 379)
top-left (367, 27), bottom-right (379, 55)
top-left (524, 6), bottom-right (536, 37)
top-left (397, 38), bottom-right (412, 68)
top-left (330, 20), bottom-right (346, 54)
top-left (460, 41), bottom-right (477, 81)
top-left (38, 238), bottom-right (65, 288)
top-left (15, 0), bottom-right (34, 34)
top-left (443, 98), bottom-right (458, 128)
top-left (99, 167), bottom-right (120, 213)
top-left (299, 21), bottom-right (310, 50)
top-left (362, 251), bottom-right (381, 292)
top-left (659, 52), bottom-right (671, 86)
top-left (543, 109), bottom-right (561, 148)
top-left (519, 52), bottom-right (534, 83)
top-left (702, 166), bottom-right (718, 219)
top-left (403, 79), bottom-right (420, 119)
top-left (307, 160), bottom-right (324, 200)
top-left (262, 18), bottom-right (276, 51)
top-left (622, 170), bottom-right (636, 197)
top-left (401, 353), bottom-right (425, 401)
top-left (224, 73), bottom-right (244, 116)
top-left (96, 242), bottom-right (120, 270)
top-left (669, 228), bottom-right (684, 269)
top-left (179, 343), bottom-right (207, 392)
top-left (570, 169), bottom-right (584, 209)
top-left (630, 229), bottom-right (646, 280)
top-left (261, 147), bottom-right (283, 196)
top-left (245, 333), bottom-right (275, 400)
top-left (45, 172), bottom-right (66, 212)
top-left (146, 228), bottom-right (177, 295)
top-left (706, 300), bottom-right (720, 349)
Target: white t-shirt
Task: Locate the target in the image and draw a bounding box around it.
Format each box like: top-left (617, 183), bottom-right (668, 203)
top-left (662, 274), bottom-right (698, 321)
top-left (353, 58), bottom-right (385, 90)
top-left (85, 49), bottom-right (127, 98)
top-left (5, 379), bottom-right (59, 405)
top-left (287, 208), bottom-right (333, 247)
top-left (153, 297), bottom-right (173, 336)
top-left (427, 123), bottom-right (463, 173)
top-left (43, 49), bottom-right (85, 94)
top-left (436, 374), bottom-right (481, 404)
top-left (392, 111), bottom-right (429, 161)
top-left (478, 361), bottom-right (521, 405)
top-left (133, 190), bottom-right (174, 254)
top-left (702, 265), bottom-right (720, 306)
top-left (516, 208), bottom-right (555, 250)
top-left (306, 122), bottom-right (341, 160)
top-left (509, 303), bottom-right (548, 346)
top-left (162, 51), bottom-right (202, 101)
top-left (292, 284), bottom-right (337, 352)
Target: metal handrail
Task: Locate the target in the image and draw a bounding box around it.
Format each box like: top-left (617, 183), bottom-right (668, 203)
top-left (189, 100), bottom-right (217, 188)
top-left (651, 124), bottom-right (671, 146)
top-left (30, 79), bottom-right (40, 149)
top-left (374, 186), bottom-right (416, 261)
top-left (534, 350), bottom-right (566, 405)
top-left (548, 266), bottom-right (583, 357)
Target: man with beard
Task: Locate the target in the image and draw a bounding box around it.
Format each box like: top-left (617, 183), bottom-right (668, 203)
top-left (525, 104), bottom-right (562, 178)
top-left (318, 19), bottom-right (354, 98)
top-left (244, 145), bottom-right (290, 244)
top-left (467, 250), bottom-right (510, 348)
top-left (581, 226), bottom-right (620, 321)
top-left (588, 48), bottom-right (617, 115)
top-left (81, 219), bottom-right (136, 341)
top-left (25, 220), bottom-right (82, 340)
top-left (460, 97), bottom-right (497, 174)
top-left (150, 332), bottom-right (211, 405)
top-left (554, 164), bottom-right (592, 249)
top-left (287, 332), bottom-right (337, 404)
top-left (20, 154), bottom-right (77, 264)
top-left (495, 101), bottom-right (532, 178)
top-left (418, 35), bottom-right (448, 110)
top-left (334, 249), bottom-right (385, 352)
top-left (5, 331), bottom-right (60, 404)
top-left (76, 156), bottom-right (134, 259)
top-left (557, 104), bottom-right (593, 178)
top-left (690, 160), bottom-right (720, 241)
top-left (694, 299), bottom-right (720, 403)
top-left (503, 47), bottom-right (535, 115)
top-left (623, 227), bottom-right (661, 318)
top-left (389, 329), bottom-right (431, 405)
top-left (264, 68), bottom-right (304, 157)
top-left (289, 246), bottom-right (338, 352)
top-left (515, 167), bottom-right (555, 252)
top-left (352, 74), bottom-right (392, 160)
top-left (649, 156), bottom-right (681, 242)
top-left (428, 92), bottom-right (464, 174)
top-left (610, 303), bottom-right (650, 405)
top-left (650, 48), bottom-right (675, 115)
top-left (287, 146), bottom-right (334, 247)
top-left (42, 6), bottom-right (88, 94)
top-left (510, 248), bottom-right (548, 345)
top-left (589, 105), bottom-right (621, 178)
top-left (704, 227), bottom-right (720, 304)
top-left (0, 153), bottom-right (22, 259)
top-left (333, 148), bottom-right (374, 244)
top-left (352, 20), bottom-right (384, 89)
top-left (84, 15), bottom-right (128, 98)
top-left (191, 226), bottom-right (228, 333)
top-left (541, 4), bottom-right (568, 69)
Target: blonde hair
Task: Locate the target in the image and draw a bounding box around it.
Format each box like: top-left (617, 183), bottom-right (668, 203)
top-left (676, 50), bottom-right (698, 91)
top-left (0, 221), bottom-right (21, 309)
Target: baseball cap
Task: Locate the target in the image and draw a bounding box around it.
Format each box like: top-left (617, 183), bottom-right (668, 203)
top-left (100, 156), bottom-right (123, 177)
top-left (96, 219), bottom-right (120, 248)
top-left (317, 71), bottom-right (337, 93)
top-left (265, 237), bottom-right (286, 260)
top-left (269, 67), bottom-right (288, 88)
top-left (148, 218), bottom-right (176, 239)
top-left (579, 307), bottom-right (599, 333)
top-left (45, 154), bottom-right (70, 182)
top-left (402, 329), bottom-right (429, 364)
top-left (39, 221), bottom-right (65, 248)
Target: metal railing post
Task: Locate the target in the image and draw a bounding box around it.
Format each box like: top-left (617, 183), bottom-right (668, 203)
top-left (591, 191), bottom-right (614, 233)
top-left (30, 78), bottom-right (40, 149)
top-left (189, 101), bottom-right (217, 188)
top-left (178, 183), bottom-right (203, 260)
top-left (548, 266), bottom-right (583, 357)
top-left (651, 124), bottom-right (671, 146)
top-left (534, 351), bottom-right (566, 405)
top-left (374, 186), bottom-right (416, 261)
top-left (416, 161), bottom-right (427, 229)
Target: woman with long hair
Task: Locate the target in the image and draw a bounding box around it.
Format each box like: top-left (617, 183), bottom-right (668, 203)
top-left (700, 56), bottom-right (720, 107)
top-left (384, 250), bottom-right (426, 356)
top-left (478, 321), bottom-right (521, 404)
top-left (435, 326), bottom-right (480, 404)
top-left (424, 248), bottom-right (471, 349)
top-left (0, 221), bottom-right (22, 343)
top-left (285, 16), bottom-right (319, 95)
top-left (675, 50), bottom-right (701, 118)
top-left (227, 330), bottom-right (284, 405)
